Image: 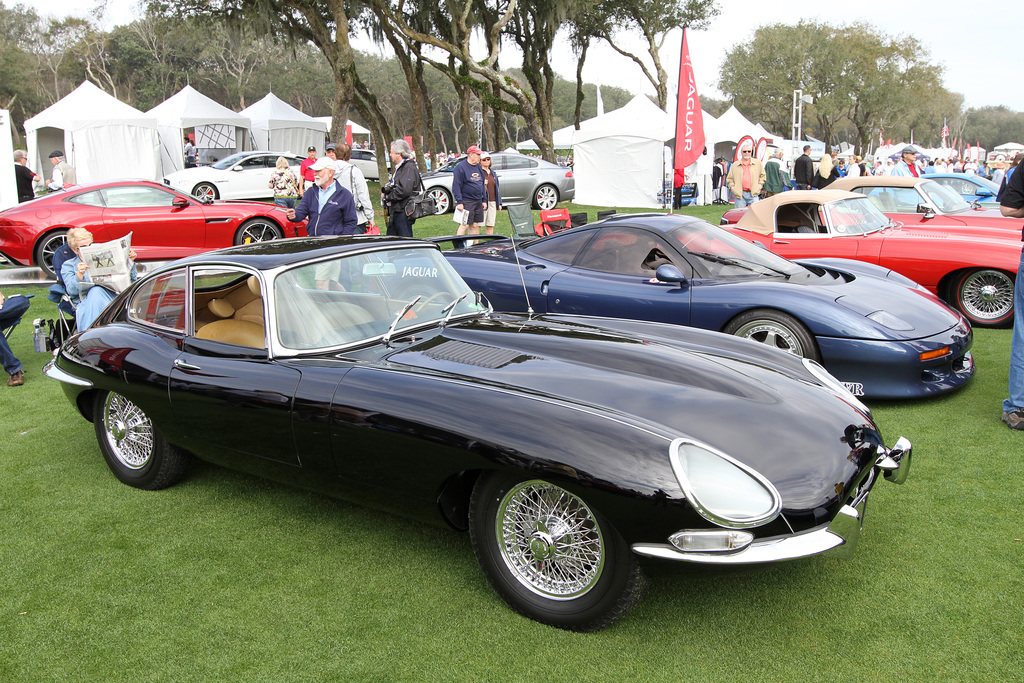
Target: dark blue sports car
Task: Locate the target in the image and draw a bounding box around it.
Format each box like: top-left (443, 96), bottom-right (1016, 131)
top-left (443, 213), bottom-right (975, 399)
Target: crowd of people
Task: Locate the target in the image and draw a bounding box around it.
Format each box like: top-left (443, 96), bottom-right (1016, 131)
top-left (709, 143), bottom-right (1018, 208)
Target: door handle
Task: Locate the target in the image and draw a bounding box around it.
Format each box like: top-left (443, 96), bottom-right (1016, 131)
top-left (174, 359), bottom-right (202, 371)
top-left (525, 264), bottom-right (545, 270)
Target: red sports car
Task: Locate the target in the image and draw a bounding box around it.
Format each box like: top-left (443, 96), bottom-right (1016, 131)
top-left (828, 175), bottom-right (1021, 236)
top-left (0, 180), bottom-right (305, 277)
top-left (720, 189), bottom-right (1023, 327)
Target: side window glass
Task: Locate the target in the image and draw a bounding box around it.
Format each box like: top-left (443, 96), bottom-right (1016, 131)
top-left (576, 228), bottom-right (685, 277)
top-left (102, 185), bottom-right (178, 208)
top-left (128, 269), bottom-right (187, 331)
top-left (67, 190), bottom-right (105, 207)
top-left (526, 230), bottom-right (594, 265)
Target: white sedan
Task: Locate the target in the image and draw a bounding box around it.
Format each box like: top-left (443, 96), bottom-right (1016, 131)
top-left (163, 152), bottom-right (305, 202)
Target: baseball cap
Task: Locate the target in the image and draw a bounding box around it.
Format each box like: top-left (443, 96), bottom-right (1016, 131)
top-left (326, 142), bottom-right (338, 151)
top-left (466, 145), bottom-right (482, 155)
top-left (310, 158), bottom-right (334, 171)
top-left (307, 146), bottom-right (316, 152)
top-left (480, 151), bottom-right (491, 160)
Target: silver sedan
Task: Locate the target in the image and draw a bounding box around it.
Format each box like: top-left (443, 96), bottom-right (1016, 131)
top-left (421, 152), bottom-right (575, 214)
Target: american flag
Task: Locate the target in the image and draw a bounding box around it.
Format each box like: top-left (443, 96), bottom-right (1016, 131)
top-left (941, 120), bottom-right (949, 141)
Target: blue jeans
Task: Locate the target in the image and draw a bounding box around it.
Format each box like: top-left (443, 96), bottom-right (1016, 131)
top-left (0, 294), bottom-right (30, 376)
top-left (274, 197), bottom-right (298, 209)
top-left (734, 191), bottom-right (758, 208)
top-left (1003, 250), bottom-right (1024, 413)
top-left (389, 211), bottom-right (413, 238)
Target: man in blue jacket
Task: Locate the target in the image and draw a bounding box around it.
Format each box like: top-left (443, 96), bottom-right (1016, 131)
top-left (453, 145), bottom-right (487, 239)
top-left (287, 157), bottom-right (359, 236)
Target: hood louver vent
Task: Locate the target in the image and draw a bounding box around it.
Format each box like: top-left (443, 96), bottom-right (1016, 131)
top-left (423, 340), bottom-right (527, 369)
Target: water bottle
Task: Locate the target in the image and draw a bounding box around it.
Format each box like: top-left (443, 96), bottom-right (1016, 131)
top-left (33, 318), bottom-right (46, 353)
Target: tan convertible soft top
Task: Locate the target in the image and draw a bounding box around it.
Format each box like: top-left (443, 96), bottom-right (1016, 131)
top-left (830, 175), bottom-right (921, 191)
top-left (735, 189), bottom-right (864, 235)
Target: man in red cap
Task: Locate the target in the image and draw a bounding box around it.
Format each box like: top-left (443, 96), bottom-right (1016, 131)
top-left (453, 145), bottom-right (487, 239)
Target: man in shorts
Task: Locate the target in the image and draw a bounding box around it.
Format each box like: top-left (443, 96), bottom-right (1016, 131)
top-left (453, 145), bottom-right (487, 239)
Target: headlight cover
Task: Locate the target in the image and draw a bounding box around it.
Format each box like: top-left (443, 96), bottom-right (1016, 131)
top-left (669, 438), bottom-right (782, 529)
top-left (803, 358), bottom-right (871, 418)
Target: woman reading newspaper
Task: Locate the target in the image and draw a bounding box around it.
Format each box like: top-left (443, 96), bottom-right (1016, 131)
top-left (61, 228), bottom-right (138, 331)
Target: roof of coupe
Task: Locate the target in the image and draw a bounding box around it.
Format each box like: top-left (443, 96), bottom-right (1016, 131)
top-left (735, 190), bottom-right (866, 235)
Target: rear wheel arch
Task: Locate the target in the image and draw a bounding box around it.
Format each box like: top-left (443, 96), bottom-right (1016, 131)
top-left (34, 228), bottom-right (72, 278)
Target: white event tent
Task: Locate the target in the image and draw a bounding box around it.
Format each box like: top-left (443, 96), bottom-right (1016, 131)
top-left (24, 81), bottom-right (162, 183)
top-left (314, 117), bottom-right (370, 143)
top-left (242, 93), bottom-right (326, 153)
top-left (572, 94), bottom-right (677, 208)
top-left (147, 85), bottom-right (251, 175)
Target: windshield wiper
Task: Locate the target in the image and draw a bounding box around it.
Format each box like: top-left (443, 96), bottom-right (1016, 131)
top-left (688, 251), bottom-right (791, 278)
top-left (382, 296), bottom-right (421, 347)
top-left (439, 293), bottom-right (469, 328)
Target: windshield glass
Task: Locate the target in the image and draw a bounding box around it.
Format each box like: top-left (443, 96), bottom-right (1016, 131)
top-left (919, 179), bottom-right (973, 213)
top-left (670, 223), bottom-right (805, 279)
top-left (273, 246), bottom-right (480, 350)
top-left (822, 198), bottom-right (891, 235)
top-left (211, 153), bottom-right (254, 170)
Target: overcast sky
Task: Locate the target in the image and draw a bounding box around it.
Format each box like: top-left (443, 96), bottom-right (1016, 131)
top-left (19, 0), bottom-right (1024, 114)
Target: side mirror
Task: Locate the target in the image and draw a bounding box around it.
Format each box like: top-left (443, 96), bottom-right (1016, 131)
top-left (172, 196), bottom-right (189, 208)
top-left (976, 188), bottom-right (994, 197)
top-left (916, 204), bottom-right (935, 218)
top-left (655, 264), bottom-right (687, 286)
top-left (232, 165), bottom-right (243, 172)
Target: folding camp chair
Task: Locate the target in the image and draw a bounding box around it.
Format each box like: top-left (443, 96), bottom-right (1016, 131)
top-left (506, 204), bottom-right (538, 239)
top-left (536, 208), bottom-right (572, 236)
top-left (46, 243), bottom-right (77, 341)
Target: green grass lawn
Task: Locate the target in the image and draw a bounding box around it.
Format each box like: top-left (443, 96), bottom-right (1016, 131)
top-left (2, 206), bottom-right (1023, 680)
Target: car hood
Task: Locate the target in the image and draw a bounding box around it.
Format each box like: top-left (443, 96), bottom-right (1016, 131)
top-left (792, 261), bottom-right (966, 340)
top-left (384, 313), bottom-right (877, 518)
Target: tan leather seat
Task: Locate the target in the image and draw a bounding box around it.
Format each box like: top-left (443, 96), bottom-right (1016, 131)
top-left (196, 319), bottom-right (266, 348)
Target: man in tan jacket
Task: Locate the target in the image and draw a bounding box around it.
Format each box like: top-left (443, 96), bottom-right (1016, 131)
top-left (726, 142), bottom-right (766, 208)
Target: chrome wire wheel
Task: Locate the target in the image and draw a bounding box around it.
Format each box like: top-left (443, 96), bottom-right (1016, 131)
top-left (956, 269), bottom-right (1014, 324)
top-left (102, 393), bottom-right (155, 470)
top-left (495, 480), bottom-right (605, 599)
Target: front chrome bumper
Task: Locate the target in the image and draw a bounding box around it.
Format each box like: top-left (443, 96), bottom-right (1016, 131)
top-left (632, 437), bottom-right (912, 564)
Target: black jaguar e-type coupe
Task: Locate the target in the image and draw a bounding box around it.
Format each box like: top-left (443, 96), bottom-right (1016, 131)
top-left (46, 236), bottom-right (911, 631)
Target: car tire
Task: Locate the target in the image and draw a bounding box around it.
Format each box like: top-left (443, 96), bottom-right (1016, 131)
top-left (34, 230), bottom-right (68, 279)
top-left (723, 309), bottom-right (821, 361)
top-left (950, 268), bottom-right (1015, 328)
top-left (533, 184), bottom-right (559, 210)
top-left (192, 182), bottom-right (219, 202)
top-left (234, 219), bottom-right (284, 245)
top-left (426, 187), bottom-right (451, 214)
top-left (469, 472), bottom-right (647, 632)
top-left (94, 391), bottom-right (191, 490)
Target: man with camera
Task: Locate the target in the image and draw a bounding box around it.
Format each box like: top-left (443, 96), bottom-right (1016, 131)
top-left (381, 139), bottom-right (421, 238)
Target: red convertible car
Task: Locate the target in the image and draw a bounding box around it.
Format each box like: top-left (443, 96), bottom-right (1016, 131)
top-left (0, 179), bottom-right (304, 277)
top-left (720, 190), bottom-right (1022, 327)
top-left (828, 175), bottom-right (1021, 236)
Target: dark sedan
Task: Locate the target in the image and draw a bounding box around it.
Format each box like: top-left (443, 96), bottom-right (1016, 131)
top-left (45, 236), bottom-right (910, 631)
top-left (444, 214), bottom-right (974, 399)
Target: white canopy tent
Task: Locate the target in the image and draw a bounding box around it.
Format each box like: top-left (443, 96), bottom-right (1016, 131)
top-left (241, 93), bottom-right (327, 154)
top-left (147, 86), bottom-right (251, 175)
top-left (314, 117), bottom-right (370, 143)
top-left (571, 93), bottom-right (727, 208)
top-left (24, 81), bottom-right (161, 183)
top-left (572, 94), bottom-right (677, 209)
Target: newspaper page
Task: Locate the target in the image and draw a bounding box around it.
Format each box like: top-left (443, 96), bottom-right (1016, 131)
top-left (78, 233), bottom-right (133, 294)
